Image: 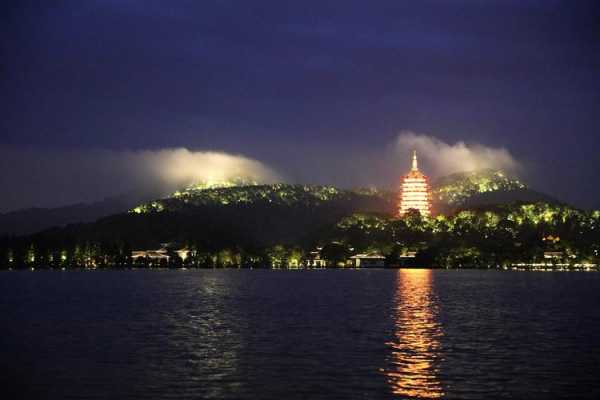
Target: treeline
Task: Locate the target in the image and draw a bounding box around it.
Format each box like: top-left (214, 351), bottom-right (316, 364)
top-left (329, 203), bottom-right (600, 268)
top-left (0, 237), bottom-right (133, 269)
top-left (1, 202), bottom-right (599, 270)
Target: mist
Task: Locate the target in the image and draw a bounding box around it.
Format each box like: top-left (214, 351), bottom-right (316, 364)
top-left (0, 147), bottom-right (282, 213)
top-left (0, 134), bottom-right (521, 213)
top-left (394, 131), bottom-right (521, 178)
top-left (277, 131), bottom-right (521, 190)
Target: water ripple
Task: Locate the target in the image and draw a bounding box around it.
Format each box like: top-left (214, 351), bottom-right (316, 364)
top-left (383, 269), bottom-right (445, 399)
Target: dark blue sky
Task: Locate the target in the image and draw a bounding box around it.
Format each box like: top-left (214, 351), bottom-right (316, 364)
top-left (1, 0), bottom-right (600, 210)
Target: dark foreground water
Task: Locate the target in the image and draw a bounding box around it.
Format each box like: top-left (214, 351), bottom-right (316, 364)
top-left (1, 270), bottom-right (599, 399)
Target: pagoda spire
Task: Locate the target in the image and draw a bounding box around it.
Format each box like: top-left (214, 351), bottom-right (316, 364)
top-left (411, 150), bottom-right (418, 171)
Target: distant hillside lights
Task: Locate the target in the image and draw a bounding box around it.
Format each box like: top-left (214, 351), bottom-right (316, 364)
top-left (398, 151), bottom-right (432, 217)
top-left (433, 169), bottom-right (526, 206)
top-left (129, 183), bottom-right (348, 214)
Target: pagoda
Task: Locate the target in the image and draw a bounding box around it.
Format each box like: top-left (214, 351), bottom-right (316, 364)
top-left (398, 150), bottom-right (432, 217)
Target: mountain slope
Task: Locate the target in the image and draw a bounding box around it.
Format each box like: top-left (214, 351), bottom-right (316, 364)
top-left (431, 169), bottom-right (562, 213)
top-left (130, 184), bottom-right (394, 214)
top-left (0, 193), bottom-right (156, 236)
top-left (1, 170), bottom-right (566, 238)
top-left (16, 184), bottom-right (394, 249)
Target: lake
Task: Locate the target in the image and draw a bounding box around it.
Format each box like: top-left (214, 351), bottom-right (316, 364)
top-left (1, 269), bottom-right (599, 399)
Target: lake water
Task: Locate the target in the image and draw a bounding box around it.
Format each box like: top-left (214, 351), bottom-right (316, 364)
top-left (1, 269), bottom-right (599, 399)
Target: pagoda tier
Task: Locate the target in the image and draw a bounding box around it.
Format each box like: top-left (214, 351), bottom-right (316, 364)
top-left (398, 151), bottom-right (432, 217)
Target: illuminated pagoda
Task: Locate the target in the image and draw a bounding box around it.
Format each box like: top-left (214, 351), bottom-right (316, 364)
top-left (398, 150), bottom-right (432, 217)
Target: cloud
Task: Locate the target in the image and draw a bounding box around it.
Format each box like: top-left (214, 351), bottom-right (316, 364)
top-left (0, 147), bottom-right (282, 212)
top-left (0, 134), bottom-right (520, 212)
top-left (395, 131), bottom-right (520, 178)
top-left (130, 148), bottom-right (283, 190)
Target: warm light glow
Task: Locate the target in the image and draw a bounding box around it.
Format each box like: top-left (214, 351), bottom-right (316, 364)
top-left (383, 269), bottom-right (444, 398)
top-left (398, 151), bottom-right (432, 217)
top-left (176, 249), bottom-right (189, 262)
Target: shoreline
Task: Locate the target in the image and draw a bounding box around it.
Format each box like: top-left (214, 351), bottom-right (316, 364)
top-left (2, 266), bottom-right (598, 272)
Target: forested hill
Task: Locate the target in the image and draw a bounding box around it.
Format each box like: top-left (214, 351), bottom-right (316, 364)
top-left (15, 184), bottom-right (395, 250)
top-left (2, 173), bottom-right (598, 269)
top-left (0, 192), bottom-right (158, 236)
top-left (431, 169), bottom-right (560, 213)
top-left (0, 169), bottom-right (564, 239)
top-left (130, 184), bottom-right (394, 214)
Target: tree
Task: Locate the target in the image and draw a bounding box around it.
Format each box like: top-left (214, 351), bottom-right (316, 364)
top-left (266, 245), bottom-right (288, 268)
top-left (320, 242), bottom-right (351, 267)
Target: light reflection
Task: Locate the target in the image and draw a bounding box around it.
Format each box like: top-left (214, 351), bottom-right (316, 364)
top-left (383, 269), bottom-right (444, 398)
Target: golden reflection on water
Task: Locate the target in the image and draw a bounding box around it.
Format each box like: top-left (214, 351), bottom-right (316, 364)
top-left (383, 269), bottom-right (444, 399)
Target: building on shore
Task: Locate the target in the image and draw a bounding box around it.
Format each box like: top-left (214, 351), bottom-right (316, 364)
top-left (349, 253), bottom-right (386, 268)
top-left (306, 247), bottom-right (327, 268)
top-left (132, 244), bottom-right (189, 265)
top-left (543, 251), bottom-right (564, 259)
top-left (398, 150), bottom-right (432, 217)
top-left (388, 251), bottom-right (418, 267)
top-left (132, 248), bottom-right (170, 264)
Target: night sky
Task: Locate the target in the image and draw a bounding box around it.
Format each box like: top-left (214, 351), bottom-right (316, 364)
top-left (1, 0), bottom-right (600, 211)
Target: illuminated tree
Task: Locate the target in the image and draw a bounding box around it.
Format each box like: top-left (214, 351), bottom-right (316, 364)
top-left (287, 247), bottom-right (304, 268)
top-left (26, 244), bottom-right (36, 266)
top-left (217, 248), bottom-right (235, 268)
top-left (266, 245), bottom-right (287, 269)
